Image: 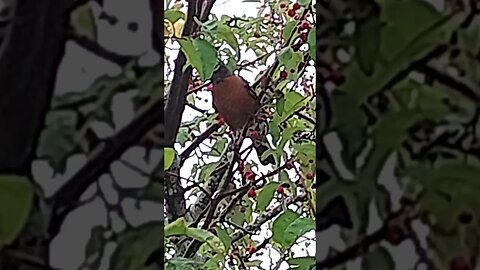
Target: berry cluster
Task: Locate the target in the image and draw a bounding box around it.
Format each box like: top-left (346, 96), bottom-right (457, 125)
top-left (286, 3), bottom-right (301, 17)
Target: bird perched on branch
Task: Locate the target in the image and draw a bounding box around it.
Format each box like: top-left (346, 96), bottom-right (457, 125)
top-left (211, 65), bottom-right (275, 165)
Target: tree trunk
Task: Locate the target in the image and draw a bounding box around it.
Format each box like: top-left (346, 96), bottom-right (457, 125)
top-left (0, 0), bottom-right (71, 269)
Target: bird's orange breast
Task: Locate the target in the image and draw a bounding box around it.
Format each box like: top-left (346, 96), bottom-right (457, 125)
top-left (212, 76), bottom-right (259, 130)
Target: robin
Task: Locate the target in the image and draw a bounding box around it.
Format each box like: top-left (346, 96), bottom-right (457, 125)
top-left (211, 65), bottom-right (275, 165)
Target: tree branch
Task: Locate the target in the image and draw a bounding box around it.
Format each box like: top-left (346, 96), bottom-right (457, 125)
top-left (164, 0), bottom-right (199, 146)
top-left (179, 123), bottom-right (221, 165)
top-left (0, 0), bottom-right (72, 173)
top-left (68, 31), bottom-right (132, 66)
top-left (48, 94), bottom-right (165, 237)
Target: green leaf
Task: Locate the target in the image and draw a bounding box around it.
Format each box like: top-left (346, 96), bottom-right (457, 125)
top-left (0, 175), bottom-right (33, 248)
top-left (278, 47), bottom-right (294, 65)
top-left (380, 0), bottom-right (444, 58)
top-left (165, 9), bottom-right (185, 23)
top-left (109, 223), bottom-right (163, 270)
top-left (285, 52), bottom-right (303, 73)
top-left (201, 19), bottom-right (218, 33)
top-left (457, 16), bottom-right (480, 55)
top-left (283, 21), bottom-right (297, 42)
top-left (165, 218), bottom-right (225, 253)
top-left (256, 182), bottom-right (278, 212)
top-left (165, 218), bottom-right (188, 237)
top-left (164, 147), bottom-right (176, 171)
top-left (203, 254), bottom-right (223, 269)
top-left (215, 227), bottom-right (232, 251)
top-left (374, 185), bottom-right (391, 220)
top-left (354, 13), bottom-right (381, 75)
top-left (362, 246), bottom-right (394, 270)
top-left (298, 0), bottom-right (311, 5)
top-left (360, 106), bottom-right (448, 182)
top-left (37, 110), bottom-right (79, 173)
top-left (199, 161), bottom-right (221, 182)
top-left (272, 209), bottom-right (300, 247)
top-left (217, 25), bottom-right (239, 53)
top-left (179, 38), bottom-right (219, 81)
top-left (340, 10), bottom-right (461, 102)
top-left (229, 206), bottom-right (246, 227)
top-left (244, 196), bottom-right (254, 224)
top-left (84, 226), bottom-right (106, 270)
top-left (141, 181), bottom-right (164, 202)
top-left (316, 180), bottom-right (371, 234)
top-left (331, 92), bottom-right (367, 171)
top-left (244, 260), bottom-right (263, 267)
top-left (288, 257), bottom-right (315, 270)
top-left (166, 257), bottom-right (203, 270)
top-left (70, 2), bottom-right (97, 40)
top-left (186, 227), bottom-right (225, 253)
top-left (275, 91), bottom-right (308, 123)
top-left (192, 39), bottom-right (219, 80)
top-left (179, 39), bottom-right (203, 75)
top-left (408, 162), bottom-right (480, 200)
top-left (292, 143), bottom-right (315, 164)
top-left (211, 138), bottom-right (226, 156)
top-left (307, 27), bottom-right (315, 59)
top-left (283, 217), bottom-right (315, 247)
top-left (284, 91), bottom-right (306, 113)
top-left (177, 127), bottom-right (190, 147)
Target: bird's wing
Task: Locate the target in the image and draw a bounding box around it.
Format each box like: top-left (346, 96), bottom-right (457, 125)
top-left (240, 76), bottom-right (258, 101)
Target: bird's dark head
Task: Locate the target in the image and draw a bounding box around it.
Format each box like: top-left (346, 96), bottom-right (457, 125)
top-left (211, 64), bottom-right (232, 84)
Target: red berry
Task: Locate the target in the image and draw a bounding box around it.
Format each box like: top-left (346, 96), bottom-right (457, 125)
top-left (244, 171), bottom-right (256, 181)
top-left (247, 246), bottom-right (257, 254)
top-left (385, 222), bottom-right (407, 245)
top-left (280, 3), bottom-right (287, 8)
top-left (329, 71), bottom-right (346, 86)
top-left (280, 70), bottom-right (288, 79)
top-left (247, 187), bottom-right (256, 198)
top-left (301, 21), bottom-right (311, 30)
top-left (292, 3), bottom-right (300, 10)
top-left (277, 185), bottom-right (284, 194)
top-left (206, 84), bottom-right (213, 91)
top-left (287, 9), bottom-right (296, 17)
top-left (306, 172), bottom-right (314, 180)
top-left (250, 130), bottom-right (259, 139)
top-left (450, 256), bottom-right (471, 270)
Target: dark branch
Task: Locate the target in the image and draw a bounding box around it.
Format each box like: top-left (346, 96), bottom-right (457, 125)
top-left (179, 123), bottom-right (220, 165)
top-left (48, 95), bottom-right (165, 237)
top-left (68, 31), bottom-right (132, 66)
